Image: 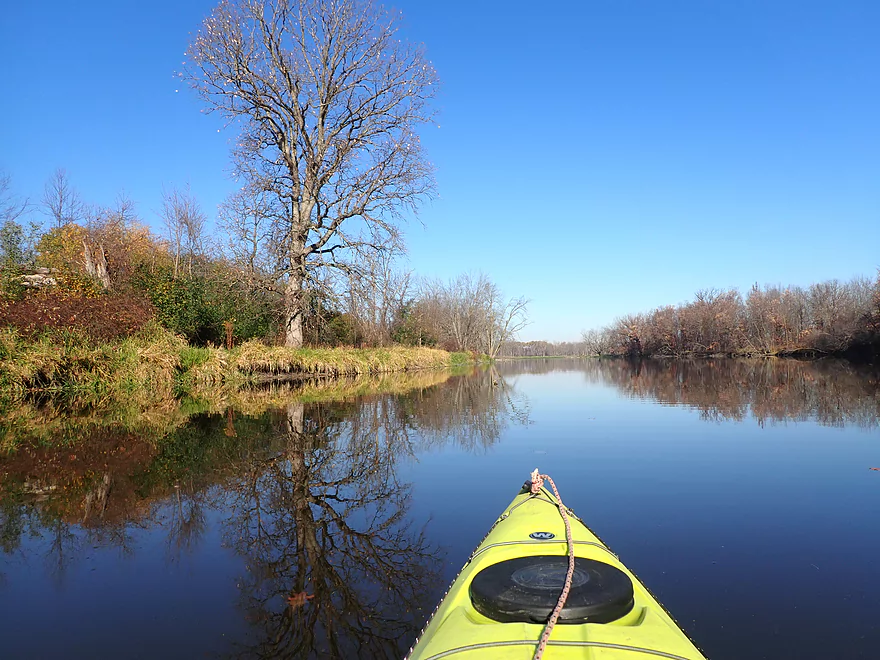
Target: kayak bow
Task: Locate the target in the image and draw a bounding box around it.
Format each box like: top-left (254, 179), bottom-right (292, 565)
top-left (407, 478), bottom-right (708, 659)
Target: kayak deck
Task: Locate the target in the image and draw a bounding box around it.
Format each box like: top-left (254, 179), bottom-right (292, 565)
top-left (407, 484), bottom-right (707, 659)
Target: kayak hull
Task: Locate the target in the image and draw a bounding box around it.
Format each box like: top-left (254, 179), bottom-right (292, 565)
top-left (406, 484), bottom-right (708, 660)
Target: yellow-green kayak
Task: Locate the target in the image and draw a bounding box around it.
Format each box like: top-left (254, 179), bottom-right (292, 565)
top-left (406, 480), bottom-right (708, 659)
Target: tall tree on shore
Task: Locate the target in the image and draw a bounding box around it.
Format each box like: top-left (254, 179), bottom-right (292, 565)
top-left (184, 0), bottom-right (438, 347)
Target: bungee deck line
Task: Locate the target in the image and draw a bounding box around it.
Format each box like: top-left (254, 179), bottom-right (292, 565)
top-left (529, 468), bottom-right (575, 660)
top-left (419, 639), bottom-right (697, 660)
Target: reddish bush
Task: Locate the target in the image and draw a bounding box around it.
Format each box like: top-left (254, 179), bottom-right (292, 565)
top-left (438, 339), bottom-right (459, 353)
top-left (0, 290), bottom-right (155, 342)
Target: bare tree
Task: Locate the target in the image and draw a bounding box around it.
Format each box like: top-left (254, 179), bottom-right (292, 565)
top-left (107, 190), bottom-right (138, 230)
top-left (484, 292), bottom-right (530, 358)
top-left (160, 184), bottom-right (207, 278)
top-left (503, 340), bottom-right (588, 357)
top-left (0, 170), bottom-right (38, 267)
top-left (0, 169), bottom-right (30, 224)
top-left (345, 248), bottom-right (411, 345)
top-left (219, 185), bottom-right (276, 282)
top-left (413, 273), bottom-right (528, 355)
top-left (184, 0), bottom-right (439, 347)
top-left (442, 273), bottom-right (495, 352)
top-left (41, 168), bottom-right (84, 228)
top-left (580, 330), bottom-right (604, 356)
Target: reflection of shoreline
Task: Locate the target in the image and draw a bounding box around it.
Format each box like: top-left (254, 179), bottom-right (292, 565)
top-left (0, 368), bottom-right (522, 532)
top-left (0, 369), bottom-right (518, 657)
top-left (0, 369), bottom-right (457, 452)
top-left (2, 392), bottom-right (460, 657)
top-left (497, 357), bottom-right (880, 428)
top-left (407, 367), bottom-right (531, 450)
top-left (0, 371), bottom-right (464, 587)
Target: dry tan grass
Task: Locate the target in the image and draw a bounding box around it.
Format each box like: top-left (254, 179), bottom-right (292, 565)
top-left (1, 325), bottom-right (465, 408)
top-left (232, 341), bottom-right (452, 376)
top-left (186, 349), bottom-right (229, 386)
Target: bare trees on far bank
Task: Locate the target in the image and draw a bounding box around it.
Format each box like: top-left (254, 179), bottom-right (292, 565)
top-left (499, 340), bottom-right (587, 358)
top-left (582, 276), bottom-right (880, 359)
top-left (312, 268), bottom-right (530, 355)
top-left (402, 273), bottom-right (529, 357)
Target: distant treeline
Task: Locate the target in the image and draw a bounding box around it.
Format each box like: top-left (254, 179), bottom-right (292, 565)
top-left (579, 276), bottom-right (880, 361)
top-left (499, 340), bottom-right (587, 357)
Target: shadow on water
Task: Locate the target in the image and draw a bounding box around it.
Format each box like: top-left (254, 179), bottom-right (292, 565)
top-left (0, 366), bottom-right (528, 658)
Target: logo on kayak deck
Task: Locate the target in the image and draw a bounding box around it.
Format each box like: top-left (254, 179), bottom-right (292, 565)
top-left (529, 531), bottom-right (555, 540)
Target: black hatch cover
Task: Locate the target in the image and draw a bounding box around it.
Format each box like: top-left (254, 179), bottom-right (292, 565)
top-left (469, 555), bottom-right (634, 624)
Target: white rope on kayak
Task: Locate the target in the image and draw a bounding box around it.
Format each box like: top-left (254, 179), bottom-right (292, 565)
top-left (529, 468), bottom-right (575, 660)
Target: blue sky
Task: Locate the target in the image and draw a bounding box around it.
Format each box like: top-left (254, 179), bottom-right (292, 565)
top-left (1, 0), bottom-right (877, 341)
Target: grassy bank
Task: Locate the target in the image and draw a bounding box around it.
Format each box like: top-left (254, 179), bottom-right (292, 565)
top-left (0, 323), bottom-right (472, 401)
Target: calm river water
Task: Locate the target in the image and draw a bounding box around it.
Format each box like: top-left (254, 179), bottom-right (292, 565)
top-left (1, 358), bottom-right (879, 659)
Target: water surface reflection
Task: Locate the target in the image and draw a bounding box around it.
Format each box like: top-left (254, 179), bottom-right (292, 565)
top-left (0, 368), bottom-right (524, 658)
top-left (500, 357), bottom-right (880, 427)
top-left (1, 359), bottom-right (879, 659)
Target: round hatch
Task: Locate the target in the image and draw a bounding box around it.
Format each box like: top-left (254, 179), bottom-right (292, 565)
top-left (469, 555), bottom-right (634, 624)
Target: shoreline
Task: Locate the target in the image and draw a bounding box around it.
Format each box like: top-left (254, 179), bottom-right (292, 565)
top-left (0, 324), bottom-right (475, 400)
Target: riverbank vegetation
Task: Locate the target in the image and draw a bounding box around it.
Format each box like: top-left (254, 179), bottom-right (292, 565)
top-left (578, 276), bottom-right (880, 361)
top-left (0, 169), bottom-right (528, 385)
top-left (0, 0), bottom-right (530, 390)
top-left (0, 322), bottom-right (467, 404)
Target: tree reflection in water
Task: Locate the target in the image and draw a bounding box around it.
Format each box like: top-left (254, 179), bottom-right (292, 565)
top-left (405, 366), bottom-right (531, 450)
top-left (223, 399), bottom-right (442, 659)
top-left (166, 484), bottom-right (208, 563)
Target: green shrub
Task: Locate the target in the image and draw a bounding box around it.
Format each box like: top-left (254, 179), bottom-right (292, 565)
top-left (179, 346), bottom-right (212, 370)
top-left (132, 266), bottom-right (278, 345)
